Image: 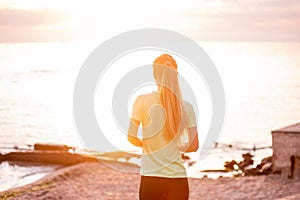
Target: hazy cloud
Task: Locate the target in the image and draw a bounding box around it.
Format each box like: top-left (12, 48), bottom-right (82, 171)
top-left (0, 7), bottom-right (70, 42)
top-left (180, 0), bottom-right (300, 41)
top-left (0, 8), bottom-right (64, 26)
top-left (0, 0), bottom-right (299, 42)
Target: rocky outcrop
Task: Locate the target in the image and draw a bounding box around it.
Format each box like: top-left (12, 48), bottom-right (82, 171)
top-left (223, 154), bottom-right (273, 176)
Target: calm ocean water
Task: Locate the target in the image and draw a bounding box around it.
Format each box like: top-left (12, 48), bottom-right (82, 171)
top-left (0, 41), bottom-right (300, 189)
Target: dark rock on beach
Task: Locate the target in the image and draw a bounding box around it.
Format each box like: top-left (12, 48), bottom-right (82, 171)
top-left (222, 153), bottom-right (274, 176)
top-left (224, 160), bottom-right (238, 171)
top-left (238, 153), bottom-right (254, 170)
top-left (0, 153), bottom-right (6, 162)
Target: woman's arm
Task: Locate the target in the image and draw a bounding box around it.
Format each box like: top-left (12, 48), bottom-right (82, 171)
top-left (179, 127), bottom-right (199, 152)
top-left (127, 119), bottom-right (143, 147)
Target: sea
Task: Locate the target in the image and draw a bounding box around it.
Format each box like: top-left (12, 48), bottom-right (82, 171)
top-left (0, 41), bottom-right (300, 191)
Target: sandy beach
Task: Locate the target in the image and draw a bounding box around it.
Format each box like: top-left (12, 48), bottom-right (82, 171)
top-left (0, 161), bottom-right (299, 200)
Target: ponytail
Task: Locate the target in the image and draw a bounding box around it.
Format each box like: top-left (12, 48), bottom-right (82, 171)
top-left (153, 54), bottom-right (187, 141)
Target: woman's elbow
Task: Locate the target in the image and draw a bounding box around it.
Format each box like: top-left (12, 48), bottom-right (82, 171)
top-left (192, 143), bottom-right (199, 152)
top-left (188, 143), bottom-right (199, 152)
top-left (187, 127), bottom-right (199, 152)
top-left (127, 135), bottom-right (134, 145)
top-left (127, 135), bottom-right (142, 147)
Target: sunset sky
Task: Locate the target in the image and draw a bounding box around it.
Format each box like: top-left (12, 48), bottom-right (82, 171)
top-left (0, 0), bottom-right (299, 42)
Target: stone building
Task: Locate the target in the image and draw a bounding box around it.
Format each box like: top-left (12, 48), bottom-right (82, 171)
top-left (272, 122), bottom-right (300, 178)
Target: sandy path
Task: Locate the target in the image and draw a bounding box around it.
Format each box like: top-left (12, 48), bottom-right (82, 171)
top-left (1, 161), bottom-right (300, 200)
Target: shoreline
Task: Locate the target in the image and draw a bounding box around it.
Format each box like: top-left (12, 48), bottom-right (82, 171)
top-left (0, 160), bottom-right (65, 193)
top-left (1, 161), bottom-right (300, 200)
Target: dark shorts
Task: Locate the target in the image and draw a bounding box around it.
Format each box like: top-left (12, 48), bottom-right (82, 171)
top-left (139, 175), bottom-right (189, 200)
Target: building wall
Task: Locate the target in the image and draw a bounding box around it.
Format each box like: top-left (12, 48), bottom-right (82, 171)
top-left (272, 132), bottom-right (300, 177)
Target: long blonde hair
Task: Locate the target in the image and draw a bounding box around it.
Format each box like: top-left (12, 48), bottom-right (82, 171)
top-left (153, 54), bottom-right (188, 141)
